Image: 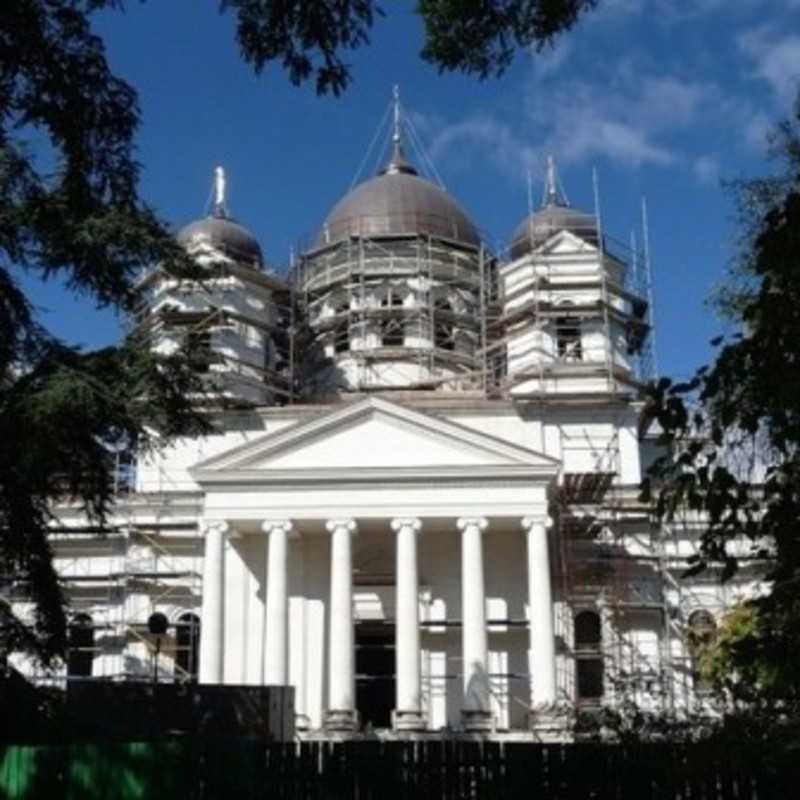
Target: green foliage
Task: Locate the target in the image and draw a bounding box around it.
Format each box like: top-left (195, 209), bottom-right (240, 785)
top-left (418, 0), bottom-right (597, 79)
top-left (643, 102), bottom-right (800, 705)
top-left (697, 603), bottom-right (798, 704)
top-left (221, 0), bottom-right (380, 96)
top-left (0, 1), bottom-right (209, 666)
top-left (222, 0), bottom-right (596, 94)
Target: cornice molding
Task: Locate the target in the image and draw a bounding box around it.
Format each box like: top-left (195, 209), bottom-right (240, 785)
top-left (191, 395), bottom-right (560, 477)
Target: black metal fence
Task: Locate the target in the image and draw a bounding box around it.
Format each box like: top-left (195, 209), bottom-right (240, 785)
top-left (0, 739), bottom-right (792, 800)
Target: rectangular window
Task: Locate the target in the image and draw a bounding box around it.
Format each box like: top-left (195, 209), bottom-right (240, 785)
top-left (576, 657), bottom-right (603, 700)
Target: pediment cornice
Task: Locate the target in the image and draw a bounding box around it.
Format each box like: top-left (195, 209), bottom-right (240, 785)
top-left (190, 396), bottom-right (559, 488)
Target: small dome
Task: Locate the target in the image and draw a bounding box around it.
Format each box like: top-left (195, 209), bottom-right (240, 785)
top-left (510, 205), bottom-right (598, 260)
top-left (177, 215), bottom-right (263, 267)
top-left (314, 143), bottom-right (480, 249)
top-left (510, 155), bottom-right (599, 260)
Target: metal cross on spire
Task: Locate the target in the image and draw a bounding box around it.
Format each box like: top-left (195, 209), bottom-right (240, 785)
top-left (382, 84), bottom-right (417, 176)
top-left (393, 84), bottom-right (401, 144)
top-left (542, 155), bottom-right (569, 209)
top-left (213, 166), bottom-right (228, 217)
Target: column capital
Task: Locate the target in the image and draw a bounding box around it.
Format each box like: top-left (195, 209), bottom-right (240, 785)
top-left (200, 519), bottom-right (230, 537)
top-left (261, 519), bottom-right (294, 535)
top-left (457, 516), bottom-right (488, 533)
top-left (325, 518), bottom-right (357, 534)
top-left (391, 517), bottom-right (422, 534)
top-left (521, 515), bottom-right (553, 532)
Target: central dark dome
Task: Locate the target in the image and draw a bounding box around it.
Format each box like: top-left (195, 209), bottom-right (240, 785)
top-left (314, 144), bottom-right (480, 249)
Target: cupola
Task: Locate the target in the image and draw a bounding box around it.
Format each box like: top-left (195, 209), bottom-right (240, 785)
top-left (177, 167), bottom-right (264, 268)
top-left (510, 156), bottom-right (598, 260)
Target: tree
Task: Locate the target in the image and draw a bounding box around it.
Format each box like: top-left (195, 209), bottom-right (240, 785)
top-left (224, 0), bottom-right (597, 94)
top-left (642, 103), bottom-right (800, 705)
top-left (0, 2), bottom-right (218, 665)
top-left (1, 1), bottom-right (595, 666)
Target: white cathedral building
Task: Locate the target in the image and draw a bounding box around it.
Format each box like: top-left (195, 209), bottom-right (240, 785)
top-left (13, 96), bottom-right (759, 739)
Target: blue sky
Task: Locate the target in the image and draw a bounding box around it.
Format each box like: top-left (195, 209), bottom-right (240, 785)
top-left (24, 0), bottom-right (800, 381)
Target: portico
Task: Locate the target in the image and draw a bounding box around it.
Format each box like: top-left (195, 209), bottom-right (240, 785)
top-left (191, 397), bottom-right (560, 734)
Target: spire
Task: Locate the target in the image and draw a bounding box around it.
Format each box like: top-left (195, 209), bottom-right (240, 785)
top-left (393, 84), bottom-right (401, 146)
top-left (381, 85), bottom-right (417, 176)
top-left (213, 166), bottom-right (228, 218)
top-left (541, 155), bottom-right (568, 209)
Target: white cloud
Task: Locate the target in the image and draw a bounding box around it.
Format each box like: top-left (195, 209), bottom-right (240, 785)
top-left (739, 27), bottom-right (800, 105)
top-left (744, 111), bottom-right (772, 151)
top-left (693, 155), bottom-right (720, 184)
top-left (594, 0), bottom-right (741, 23)
top-left (428, 116), bottom-right (538, 176)
top-left (564, 118), bottom-right (675, 166)
top-left (637, 76), bottom-right (709, 128)
top-left (530, 40), bottom-right (573, 78)
top-left (425, 64), bottom-right (717, 182)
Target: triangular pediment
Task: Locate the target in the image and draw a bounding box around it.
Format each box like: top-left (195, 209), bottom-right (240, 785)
top-left (534, 229), bottom-right (599, 256)
top-left (192, 397), bottom-right (558, 478)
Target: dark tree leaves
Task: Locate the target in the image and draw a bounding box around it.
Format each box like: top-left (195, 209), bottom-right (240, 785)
top-left (644, 102), bottom-right (800, 703)
top-left (0, 1), bottom-right (208, 666)
top-left (418, 0), bottom-right (597, 79)
top-left (221, 0), bottom-right (597, 94)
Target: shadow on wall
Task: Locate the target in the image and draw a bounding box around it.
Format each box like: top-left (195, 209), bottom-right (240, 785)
top-left (464, 660), bottom-right (490, 713)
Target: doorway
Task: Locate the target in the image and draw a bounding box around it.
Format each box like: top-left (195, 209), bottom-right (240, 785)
top-left (355, 621), bottom-right (395, 728)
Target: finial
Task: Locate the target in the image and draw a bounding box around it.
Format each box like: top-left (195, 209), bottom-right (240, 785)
top-left (393, 84), bottom-right (401, 144)
top-left (381, 85), bottom-right (418, 176)
top-left (542, 155), bottom-right (568, 208)
top-left (526, 169), bottom-right (534, 218)
top-left (213, 166), bottom-right (227, 217)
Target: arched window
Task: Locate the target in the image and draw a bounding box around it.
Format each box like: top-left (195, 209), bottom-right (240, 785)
top-left (174, 612), bottom-right (201, 681)
top-left (574, 610), bottom-right (603, 702)
top-left (381, 291), bottom-right (404, 347)
top-left (688, 610), bottom-right (716, 694)
top-left (434, 299), bottom-right (454, 351)
top-left (555, 303), bottom-right (582, 362)
top-left (67, 613), bottom-right (94, 678)
top-left (333, 303), bottom-right (350, 354)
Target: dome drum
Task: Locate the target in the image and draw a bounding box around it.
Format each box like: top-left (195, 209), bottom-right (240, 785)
top-left (303, 268), bottom-right (483, 392)
top-left (299, 235), bottom-right (483, 299)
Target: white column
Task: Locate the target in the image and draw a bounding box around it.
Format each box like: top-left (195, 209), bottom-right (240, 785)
top-left (288, 533), bottom-right (309, 730)
top-left (392, 517), bottom-right (425, 731)
top-left (523, 516), bottom-right (557, 708)
top-left (198, 520), bottom-right (228, 684)
top-left (262, 519), bottom-right (293, 686)
top-left (325, 518), bottom-right (357, 731)
top-left (457, 516), bottom-right (492, 731)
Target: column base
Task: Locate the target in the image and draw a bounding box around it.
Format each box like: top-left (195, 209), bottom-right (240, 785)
top-left (529, 707), bottom-right (568, 742)
top-left (393, 709), bottom-right (427, 732)
top-left (325, 709), bottom-right (358, 732)
top-left (295, 713), bottom-right (311, 731)
top-left (461, 709), bottom-right (494, 733)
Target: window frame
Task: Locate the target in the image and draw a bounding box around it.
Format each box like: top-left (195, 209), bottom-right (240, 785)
top-left (574, 609), bottom-right (604, 703)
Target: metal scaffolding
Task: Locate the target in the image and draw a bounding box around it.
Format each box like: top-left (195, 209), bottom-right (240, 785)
top-left (292, 229), bottom-right (491, 394)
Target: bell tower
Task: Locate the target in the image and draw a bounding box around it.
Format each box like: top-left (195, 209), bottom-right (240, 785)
top-left (496, 157), bottom-right (649, 400)
top-left (137, 168), bottom-right (290, 407)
